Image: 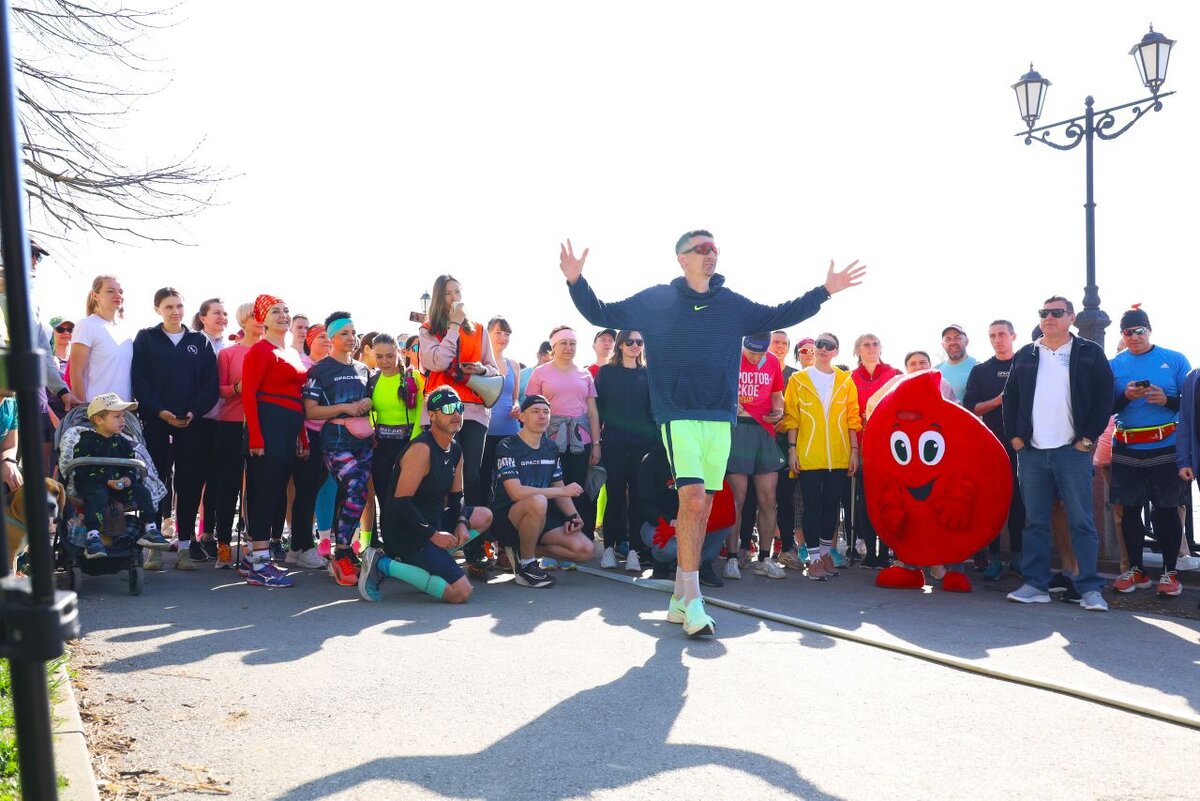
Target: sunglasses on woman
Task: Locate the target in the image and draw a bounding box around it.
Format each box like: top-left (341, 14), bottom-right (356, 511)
top-left (55, 325), bottom-right (73, 334)
top-left (1037, 308), bottom-right (1067, 319)
top-left (815, 340), bottom-right (837, 351)
top-left (681, 243), bottom-right (719, 256)
top-left (623, 339), bottom-right (644, 346)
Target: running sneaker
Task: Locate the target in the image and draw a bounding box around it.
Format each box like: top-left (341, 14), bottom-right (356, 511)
top-left (723, 558), bottom-right (741, 580)
top-left (829, 548), bottom-right (848, 569)
top-left (246, 561), bottom-right (295, 588)
top-left (559, 561), bottom-right (577, 571)
top-left (515, 559), bottom-right (556, 588)
top-left (540, 558), bottom-right (559, 571)
top-left (806, 558), bottom-right (832, 581)
top-left (615, 541), bottom-right (630, 559)
top-left (1006, 583), bottom-right (1051, 604)
top-left (200, 538), bottom-right (219, 560)
top-left (143, 549), bottom-right (163, 571)
top-left (236, 555), bottom-right (253, 577)
top-left (819, 552), bottom-right (840, 576)
top-left (1079, 590), bottom-right (1108, 612)
top-left (737, 549), bottom-right (752, 569)
top-left (983, 558), bottom-right (1004, 581)
top-left (1156, 571), bottom-right (1182, 597)
top-left (285, 547), bottom-right (326, 569)
top-left (1048, 572), bottom-right (1075, 595)
top-left (329, 555), bottom-right (359, 586)
top-left (317, 537), bottom-right (332, 559)
top-left (84, 531), bottom-right (107, 560)
top-left (972, 552), bottom-right (990, 572)
top-left (358, 547), bottom-right (386, 601)
top-left (682, 597), bottom-right (716, 637)
top-left (778, 550), bottom-right (805, 571)
top-left (496, 548), bottom-right (513, 572)
top-left (754, 559), bottom-right (787, 580)
top-left (136, 526), bottom-right (170, 550)
top-left (1112, 567), bottom-right (1152, 593)
top-left (215, 543), bottom-right (234, 569)
top-left (175, 548), bottom-right (197, 571)
top-left (187, 539), bottom-right (210, 563)
top-left (667, 594), bottom-right (686, 623)
top-left (600, 546), bottom-right (618, 569)
top-left (625, 550), bottom-right (642, 574)
top-left (270, 540), bottom-right (287, 563)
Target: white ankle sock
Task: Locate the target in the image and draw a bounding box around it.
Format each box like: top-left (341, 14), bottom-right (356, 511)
top-left (673, 570), bottom-right (684, 599)
top-left (680, 570), bottom-right (701, 603)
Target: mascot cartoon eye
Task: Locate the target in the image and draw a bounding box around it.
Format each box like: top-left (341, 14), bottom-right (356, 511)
top-left (889, 431), bottom-right (912, 465)
top-left (918, 431), bottom-right (946, 465)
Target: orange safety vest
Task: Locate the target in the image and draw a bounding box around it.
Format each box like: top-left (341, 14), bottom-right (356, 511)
top-left (423, 322), bottom-right (486, 405)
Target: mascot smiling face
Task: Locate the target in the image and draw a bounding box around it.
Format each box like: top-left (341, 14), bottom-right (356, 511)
top-left (863, 370), bottom-right (1012, 567)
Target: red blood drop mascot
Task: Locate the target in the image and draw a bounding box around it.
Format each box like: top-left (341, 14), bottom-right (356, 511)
top-left (863, 370), bottom-right (1013, 592)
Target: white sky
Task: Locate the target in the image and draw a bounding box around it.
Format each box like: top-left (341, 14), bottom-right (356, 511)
top-left (25, 1), bottom-right (1200, 366)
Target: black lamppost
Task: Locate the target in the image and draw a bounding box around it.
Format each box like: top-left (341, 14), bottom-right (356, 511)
top-left (1012, 26), bottom-right (1176, 351)
top-left (420, 291), bottom-right (431, 316)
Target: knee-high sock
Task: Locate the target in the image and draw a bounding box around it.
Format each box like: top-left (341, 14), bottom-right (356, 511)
top-left (379, 555), bottom-right (447, 599)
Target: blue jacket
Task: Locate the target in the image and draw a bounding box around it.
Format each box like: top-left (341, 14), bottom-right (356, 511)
top-left (568, 273), bottom-right (828, 425)
top-left (131, 325), bottom-right (218, 419)
top-left (1002, 335), bottom-right (1113, 446)
top-left (1176, 368), bottom-right (1200, 474)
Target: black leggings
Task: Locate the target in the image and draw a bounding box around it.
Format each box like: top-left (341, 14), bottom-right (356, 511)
top-left (561, 450), bottom-right (597, 537)
top-left (601, 440), bottom-right (653, 553)
top-left (244, 403), bottom-right (302, 542)
top-left (281, 435), bottom-right (326, 552)
top-left (856, 470), bottom-right (887, 561)
top-left (193, 418), bottom-right (218, 537)
top-left (990, 449), bottom-right (1025, 556)
top-left (370, 436), bottom-right (409, 549)
top-left (143, 415), bottom-right (207, 541)
top-left (797, 469), bottom-right (848, 549)
top-left (1124, 505), bottom-right (1184, 574)
top-left (457, 418), bottom-right (489, 560)
top-left (212, 420), bottom-right (245, 545)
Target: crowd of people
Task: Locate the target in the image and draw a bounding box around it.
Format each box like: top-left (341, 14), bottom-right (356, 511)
top-left (5, 231), bottom-right (1199, 637)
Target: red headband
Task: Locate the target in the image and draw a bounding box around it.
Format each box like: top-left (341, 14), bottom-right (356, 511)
top-left (253, 294), bottom-right (284, 324)
top-left (305, 324), bottom-right (326, 350)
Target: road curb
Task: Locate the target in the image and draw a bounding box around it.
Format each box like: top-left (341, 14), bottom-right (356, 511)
top-left (51, 662), bottom-right (100, 801)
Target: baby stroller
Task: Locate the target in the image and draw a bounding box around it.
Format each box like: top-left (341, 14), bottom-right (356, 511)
top-left (53, 404), bottom-right (168, 595)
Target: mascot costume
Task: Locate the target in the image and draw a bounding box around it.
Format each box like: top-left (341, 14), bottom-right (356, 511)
top-left (863, 370), bottom-right (1013, 592)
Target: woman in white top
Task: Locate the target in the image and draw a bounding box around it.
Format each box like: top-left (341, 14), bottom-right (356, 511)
top-left (69, 275), bottom-right (133, 401)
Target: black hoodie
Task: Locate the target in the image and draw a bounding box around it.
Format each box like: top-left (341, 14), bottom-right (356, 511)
top-left (131, 325), bottom-right (218, 419)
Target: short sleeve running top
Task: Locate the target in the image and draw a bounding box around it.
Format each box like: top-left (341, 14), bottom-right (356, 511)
top-left (492, 433), bottom-right (563, 511)
top-left (303, 357), bottom-right (371, 450)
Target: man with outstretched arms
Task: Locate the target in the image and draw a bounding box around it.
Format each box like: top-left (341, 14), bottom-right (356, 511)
top-left (561, 230), bottom-right (865, 636)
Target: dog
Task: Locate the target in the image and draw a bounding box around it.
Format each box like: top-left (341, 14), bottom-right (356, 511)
top-left (6, 478), bottom-right (67, 574)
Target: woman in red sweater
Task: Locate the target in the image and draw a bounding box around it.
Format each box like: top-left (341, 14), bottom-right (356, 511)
top-left (241, 294), bottom-right (308, 587)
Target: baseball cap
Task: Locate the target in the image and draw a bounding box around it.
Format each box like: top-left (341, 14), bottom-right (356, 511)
top-left (941, 324), bottom-right (966, 337)
top-left (743, 333), bottom-right (770, 352)
top-left (520, 394), bottom-right (551, 412)
top-left (426, 386), bottom-right (462, 413)
top-left (48, 316), bottom-right (72, 329)
top-left (593, 328), bottom-right (617, 343)
top-left (87, 392), bottom-right (137, 418)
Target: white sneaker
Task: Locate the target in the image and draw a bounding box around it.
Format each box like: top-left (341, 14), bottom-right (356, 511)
top-left (286, 548), bottom-right (325, 569)
top-left (754, 559), bottom-right (787, 579)
top-left (625, 550), bottom-right (642, 574)
top-left (600, 546), bottom-right (617, 569)
top-left (143, 549), bottom-right (163, 571)
top-left (723, 558), bottom-right (741, 580)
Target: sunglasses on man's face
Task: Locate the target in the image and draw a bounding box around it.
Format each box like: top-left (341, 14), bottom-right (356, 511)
top-left (1121, 326), bottom-right (1148, 337)
top-left (815, 340), bottom-right (838, 351)
top-left (1038, 308), bottom-right (1068, 319)
top-left (55, 325), bottom-right (73, 334)
top-left (623, 339), bottom-right (644, 346)
top-left (432, 401), bottom-right (465, 416)
top-left (681, 243), bottom-right (719, 256)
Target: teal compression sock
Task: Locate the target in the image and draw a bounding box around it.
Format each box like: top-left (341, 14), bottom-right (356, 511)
top-left (379, 555), bottom-right (447, 600)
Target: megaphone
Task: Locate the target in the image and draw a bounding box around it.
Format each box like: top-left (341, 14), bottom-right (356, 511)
top-left (466, 373), bottom-right (504, 408)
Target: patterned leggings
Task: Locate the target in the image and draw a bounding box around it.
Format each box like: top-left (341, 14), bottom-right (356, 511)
top-left (322, 447), bottom-right (373, 548)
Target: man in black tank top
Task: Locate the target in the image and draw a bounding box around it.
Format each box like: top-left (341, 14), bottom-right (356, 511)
top-left (359, 387), bottom-right (493, 603)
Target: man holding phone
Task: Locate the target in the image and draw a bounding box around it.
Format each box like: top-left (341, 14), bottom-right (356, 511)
top-left (1108, 306), bottom-right (1192, 598)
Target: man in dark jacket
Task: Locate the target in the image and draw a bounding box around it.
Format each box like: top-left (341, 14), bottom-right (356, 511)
top-left (561, 230), bottom-right (865, 636)
top-left (1002, 295), bottom-right (1113, 611)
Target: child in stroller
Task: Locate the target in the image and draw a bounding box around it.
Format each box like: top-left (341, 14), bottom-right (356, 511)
top-left (71, 393), bottom-right (170, 558)
top-left (55, 394), bottom-right (169, 594)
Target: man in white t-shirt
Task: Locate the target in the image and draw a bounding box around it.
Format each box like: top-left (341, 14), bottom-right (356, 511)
top-left (1002, 295), bottom-right (1113, 611)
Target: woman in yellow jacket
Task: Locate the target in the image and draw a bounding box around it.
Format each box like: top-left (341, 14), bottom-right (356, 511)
top-left (782, 332), bottom-right (861, 581)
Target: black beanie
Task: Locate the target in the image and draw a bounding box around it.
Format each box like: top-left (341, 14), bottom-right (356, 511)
top-left (1119, 306), bottom-right (1150, 330)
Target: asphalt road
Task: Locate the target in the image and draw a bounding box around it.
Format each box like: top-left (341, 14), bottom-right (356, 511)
top-left (68, 555), bottom-right (1200, 800)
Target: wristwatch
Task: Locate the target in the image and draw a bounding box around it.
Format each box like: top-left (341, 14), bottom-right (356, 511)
top-left (1079, 438), bottom-right (1094, 451)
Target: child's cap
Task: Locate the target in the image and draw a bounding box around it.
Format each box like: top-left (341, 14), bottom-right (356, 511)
top-left (87, 392), bottom-right (138, 418)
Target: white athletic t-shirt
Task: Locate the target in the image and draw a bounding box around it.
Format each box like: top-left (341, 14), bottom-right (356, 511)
top-left (73, 313), bottom-right (134, 401)
top-left (806, 366), bottom-right (836, 411)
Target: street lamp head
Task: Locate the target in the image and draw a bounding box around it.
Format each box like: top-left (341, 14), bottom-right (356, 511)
top-left (419, 291), bottom-right (431, 314)
top-left (1012, 63), bottom-right (1051, 128)
top-left (1130, 25), bottom-right (1175, 95)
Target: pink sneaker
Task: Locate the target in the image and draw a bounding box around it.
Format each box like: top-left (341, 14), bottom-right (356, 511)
top-left (317, 537), bottom-right (332, 559)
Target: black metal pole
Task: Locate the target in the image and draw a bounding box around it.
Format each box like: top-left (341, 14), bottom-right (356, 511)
top-left (0, 0), bottom-right (65, 796)
top-left (1075, 96), bottom-right (1110, 349)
